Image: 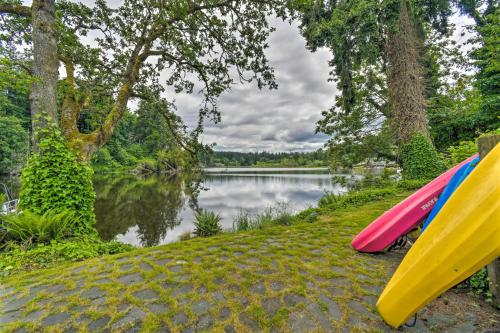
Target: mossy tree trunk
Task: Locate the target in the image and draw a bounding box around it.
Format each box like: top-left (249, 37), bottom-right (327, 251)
top-left (386, 0), bottom-right (430, 147)
top-left (30, 0), bottom-right (59, 138)
top-left (386, 1), bottom-right (444, 179)
top-left (60, 40), bottom-right (152, 162)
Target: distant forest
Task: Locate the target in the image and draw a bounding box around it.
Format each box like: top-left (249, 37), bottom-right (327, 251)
top-left (201, 150), bottom-right (328, 168)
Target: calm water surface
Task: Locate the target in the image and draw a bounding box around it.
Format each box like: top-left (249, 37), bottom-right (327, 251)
top-left (94, 169), bottom-right (354, 247)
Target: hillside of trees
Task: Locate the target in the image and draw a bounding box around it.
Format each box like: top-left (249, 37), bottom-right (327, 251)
top-left (201, 150), bottom-right (328, 168)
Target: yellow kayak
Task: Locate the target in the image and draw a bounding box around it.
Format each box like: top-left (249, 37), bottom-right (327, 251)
top-left (377, 143), bottom-right (500, 328)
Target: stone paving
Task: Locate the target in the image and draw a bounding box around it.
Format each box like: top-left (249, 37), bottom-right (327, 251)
top-left (1, 197), bottom-right (499, 332)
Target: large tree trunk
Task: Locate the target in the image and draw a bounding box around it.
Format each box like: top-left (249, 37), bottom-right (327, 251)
top-left (30, 0), bottom-right (59, 142)
top-left (386, 1), bottom-right (430, 147)
top-left (0, 1), bottom-right (59, 148)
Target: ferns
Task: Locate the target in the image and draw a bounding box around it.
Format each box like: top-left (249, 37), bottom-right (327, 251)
top-left (1, 209), bottom-right (79, 243)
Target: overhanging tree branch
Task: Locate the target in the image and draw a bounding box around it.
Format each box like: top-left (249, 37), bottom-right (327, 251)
top-left (0, 3), bottom-right (31, 17)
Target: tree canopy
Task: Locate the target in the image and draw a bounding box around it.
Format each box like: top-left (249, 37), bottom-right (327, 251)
top-left (56, 0), bottom-right (290, 160)
top-left (294, 0), bottom-right (499, 170)
top-left (1, 0), bottom-right (290, 160)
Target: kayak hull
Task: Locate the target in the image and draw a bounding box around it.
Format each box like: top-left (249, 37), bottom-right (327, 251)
top-left (377, 144), bottom-right (500, 328)
top-left (351, 155), bottom-right (478, 253)
top-left (422, 156), bottom-right (480, 232)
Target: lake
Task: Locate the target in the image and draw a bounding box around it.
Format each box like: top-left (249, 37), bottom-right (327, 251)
top-left (94, 168), bottom-right (354, 247)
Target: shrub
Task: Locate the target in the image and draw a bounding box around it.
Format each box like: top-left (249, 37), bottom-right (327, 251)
top-left (294, 207), bottom-right (320, 222)
top-left (396, 179), bottom-right (429, 190)
top-left (131, 158), bottom-right (158, 175)
top-left (126, 144), bottom-right (146, 159)
top-left (401, 134), bottom-right (445, 180)
top-left (444, 140), bottom-right (477, 168)
top-left (355, 173), bottom-right (391, 189)
top-left (318, 191), bottom-right (338, 207)
top-left (92, 147), bottom-right (114, 167)
top-left (304, 212), bottom-right (320, 223)
top-left (19, 115), bottom-right (96, 236)
top-left (1, 209), bottom-right (78, 243)
top-left (272, 202), bottom-right (293, 226)
top-left (116, 147), bottom-right (138, 166)
top-left (193, 210), bottom-right (222, 237)
top-left (0, 238), bottom-right (133, 277)
top-left (456, 267), bottom-right (492, 303)
top-left (179, 231), bottom-right (192, 241)
top-left (253, 207), bottom-right (275, 228)
top-left (156, 148), bottom-right (190, 173)
top-left (233, 210), bottom-right (252, 231)
top-left (232, 203), bottom-right (293, 232)
top-left (319, 187), bottom-right (397, 210)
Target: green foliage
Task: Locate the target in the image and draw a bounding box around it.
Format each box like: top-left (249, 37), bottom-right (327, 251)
top-left (232, 203), bottom-right (293, 232)
top-left (0, 115), bottom-right (28, 174)
top-left (0, 238), bottom-right (133, 277)
top-left (396, 179), bottom-right (430, 190)
top-left (304, 212), bottom-right (320, 223)
top-left (469, 268), bottom-right (491, 298)
top-left (202, 150), bottom-right (328, 168)
top-left (471, 7), bottom-right (500, 132)
top-left (325, 129), bottom-right (395, 169)
top-left (156, 148), bottom-right (189, 172)
top-left (233, 210), bottom-right (253, 232)
top-left (115, 147), bottom-right (138, 167)
top-left (193, 210), bottom-right (222, 237)
top-left (1, 210), bottom-right (78, 243)
top-left (19, 115), bottom-right (96, 235)
top-left (428, 86), bottom-right (481, 150)
top-left (335, 172), bottom-right (429, 193)
top-left (351, 172), bottom-right (393, 190)
top-left (456, 268), bottom-right (493, 303)
top-left (91, 103), bottom-right (201, 173)
top-left (443, 140), bottom-right (477, 167)
top-left (401, 134), bottom-right (445, 180)
top-left (92, 147), bottom-right (116, 168)
top-left (0, 58), bottom-right (32, 113)
top-left (318, 187), bottom-right (398, 210)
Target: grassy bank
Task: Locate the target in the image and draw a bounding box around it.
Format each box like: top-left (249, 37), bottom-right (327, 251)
top-left (1, 191), bottom-right (411, 332)
top-left (0, 182), bottom-right (422, 279)
top-left (2, 188), bottom-right (499, 332)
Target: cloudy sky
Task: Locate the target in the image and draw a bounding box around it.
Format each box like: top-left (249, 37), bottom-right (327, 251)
top-left (171, 18), bottom-right (335, 152)
top-left (63, 0), bottom-right (337, 152)
top-left (173, 13), bottom-right (471, 152)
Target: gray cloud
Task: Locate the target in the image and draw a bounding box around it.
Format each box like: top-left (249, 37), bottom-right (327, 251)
top-left (168, 17), bottom-right (336, 152)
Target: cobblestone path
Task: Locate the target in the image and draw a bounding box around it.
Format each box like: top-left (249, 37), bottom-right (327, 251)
top-left (1, 196), bottom-right (499, 332)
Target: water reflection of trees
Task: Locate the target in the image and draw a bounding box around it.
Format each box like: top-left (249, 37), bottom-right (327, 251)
top-left (94, 173), bottom-right (201, 247)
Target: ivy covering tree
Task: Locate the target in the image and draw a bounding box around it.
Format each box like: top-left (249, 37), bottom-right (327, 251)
top-left (293, 0), bottom-right (495, 177)
top-left (19, 114), bottom-right (96, 235)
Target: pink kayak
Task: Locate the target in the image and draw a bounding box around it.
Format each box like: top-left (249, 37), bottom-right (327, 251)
top-left (351, 155), bottom-right (478, 253)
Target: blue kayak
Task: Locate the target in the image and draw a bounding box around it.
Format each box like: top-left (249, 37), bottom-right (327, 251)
top-left (422, 156), bottom-right (480, 232)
